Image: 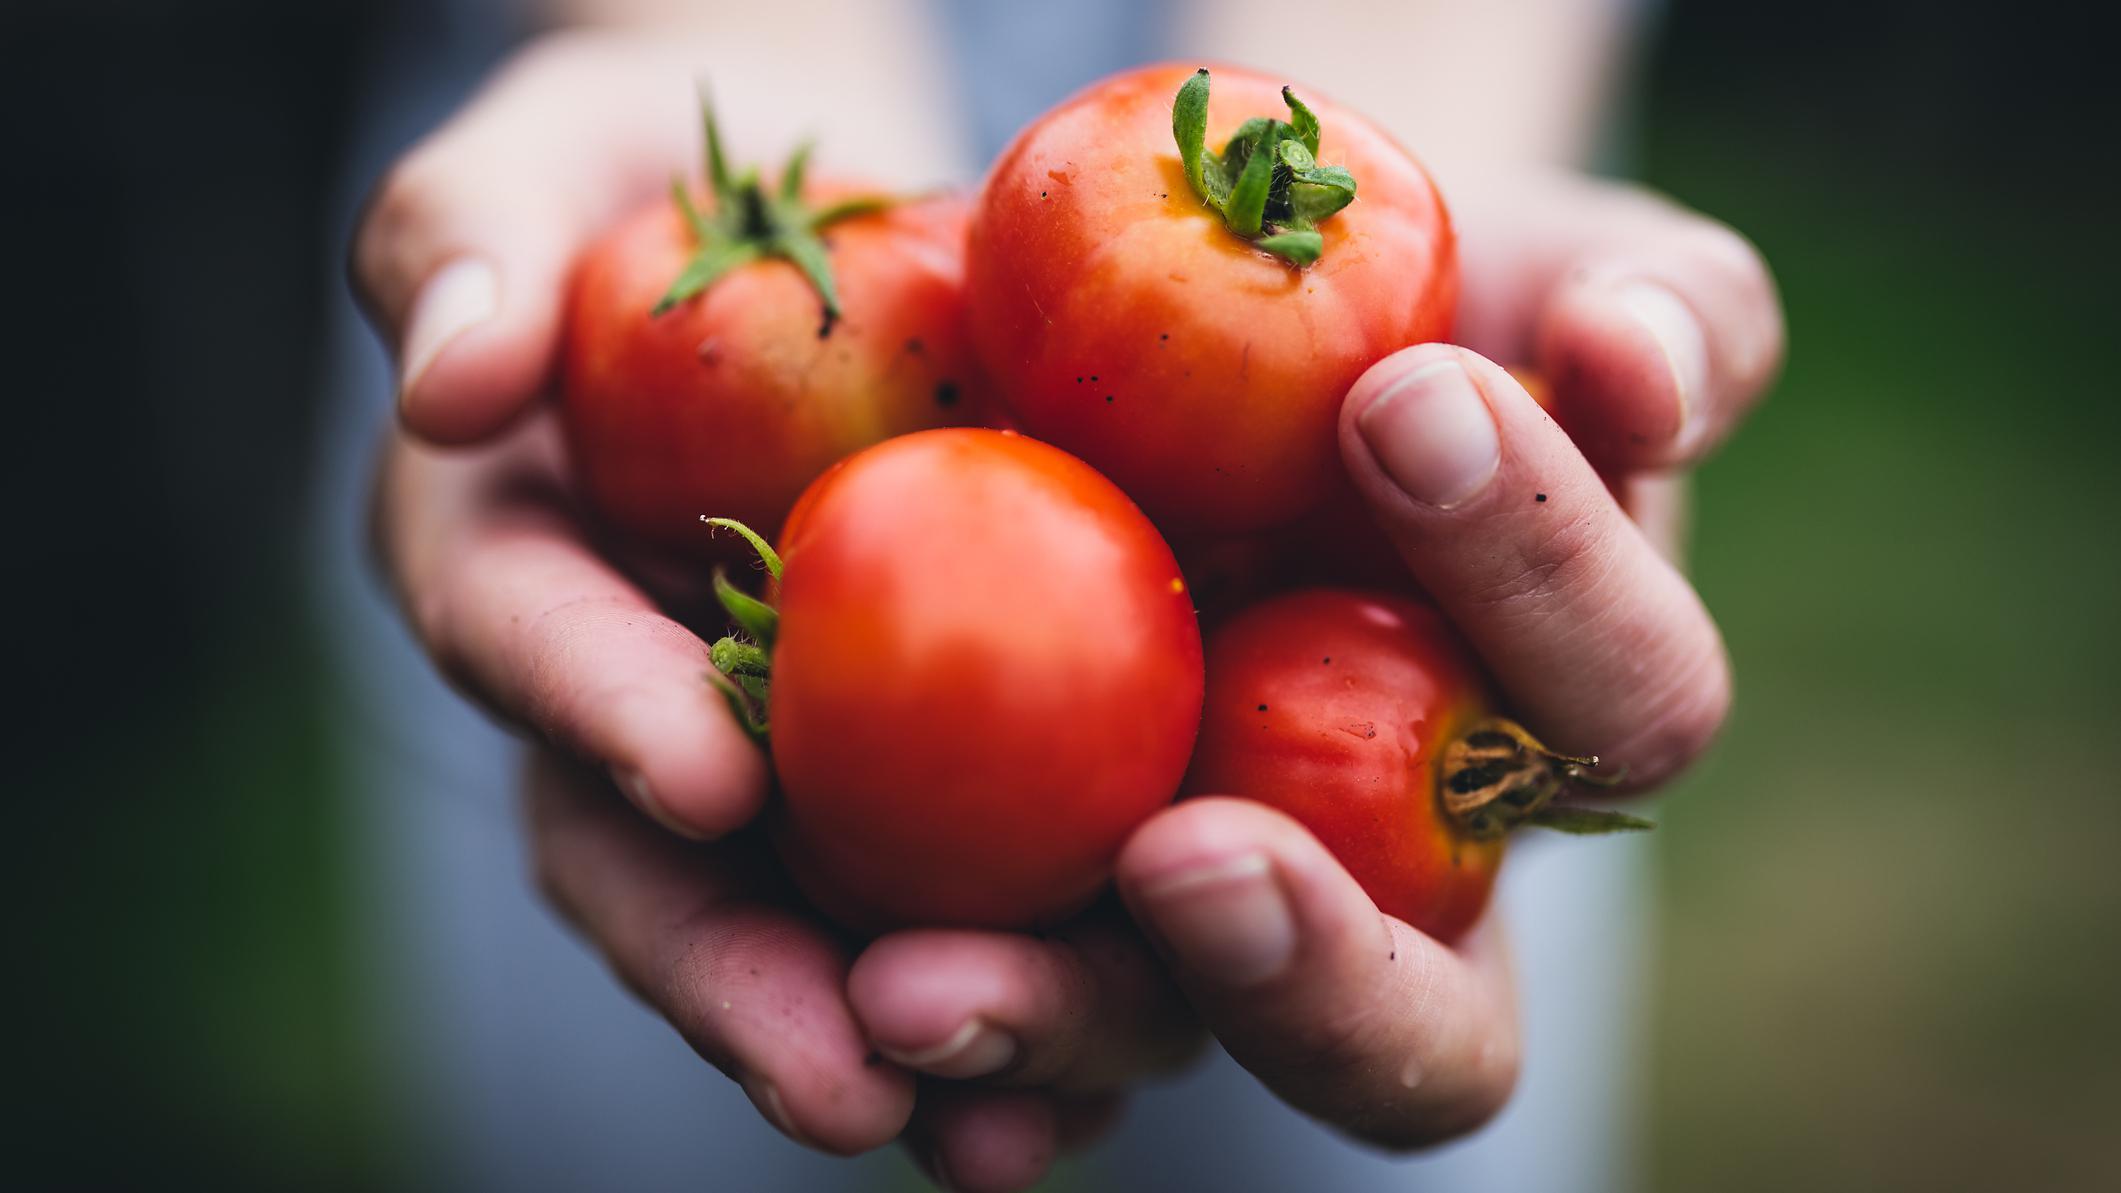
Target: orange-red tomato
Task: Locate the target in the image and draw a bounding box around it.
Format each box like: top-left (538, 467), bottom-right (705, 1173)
top-left (1183, 589), bottom-right (1502, 942)
top-left (561, 187), bottom-right (983, 555)
top-left (768, 428), bottom-right (1204, 931)
top-left (966, 63), bottom-right (1456, 534)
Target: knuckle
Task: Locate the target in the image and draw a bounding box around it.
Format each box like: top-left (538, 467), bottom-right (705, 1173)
top-left (1292, 1001), bottom-right (1391, 1073)
top-left (350, 150), bottom-right (453, 313)
top-left (1462, 503), bottom-right (1614, 625)
top-left (506, 26), bottom-right (621, 80)
top-left (1679, 221), bottom-right (1787, 394)
top-left (1611, 638), bottom-right (1733, 789)
top-left (526, 821), bottom-right (572, 918)
top-left (1679, 219), bottom-right (1769, 289)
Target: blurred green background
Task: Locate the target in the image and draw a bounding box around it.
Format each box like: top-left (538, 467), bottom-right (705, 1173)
top-left (18, 2), bottom-right (2118, 1190)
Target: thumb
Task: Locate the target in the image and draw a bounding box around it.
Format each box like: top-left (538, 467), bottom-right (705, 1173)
top-left (1116, 798), bottom-right (1519, 1149)
top-left (348, 36), bottom-right (692, 443)
top-left (1338, 344), bottom-right (1731, 789)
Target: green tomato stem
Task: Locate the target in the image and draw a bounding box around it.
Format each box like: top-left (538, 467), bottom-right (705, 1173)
top-left (1170, 68), bottom-right (1358, 267)
top-left (652, 86), bottom-right (900, 333)
top-left (701, 516), bottom-right (786, 746)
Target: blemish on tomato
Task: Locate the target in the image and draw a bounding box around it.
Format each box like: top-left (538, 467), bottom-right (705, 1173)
top-left (1168, 577), bottom-right (1186, 594)
top-left (1535, 493), bottom-right (1548, 503)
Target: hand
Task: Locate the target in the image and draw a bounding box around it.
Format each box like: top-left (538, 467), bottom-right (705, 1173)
top-left (358, 28), bottom-right (1780, 1184)
top-left (356, 29), bottom-right (1071, 1172)
top-left (852, 169), bottom-right (1785, 1176)
top-left (1118, 171), bottom-right (1782, 1143)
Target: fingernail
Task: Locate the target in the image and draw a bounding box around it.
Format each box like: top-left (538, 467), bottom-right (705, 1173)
top-left (741, 1076), bottom-right (814, 1147)
top-left (399, 256), bottom-right (497, 407)
top-left (1139, 853), bottom-right (1295, 988)
top-left (611, 766), bottom-right (706, 841)
top-left (878, 1019), bottom-right (1019, 1080)
top-left (1617, 281), bottom-right (1709, 449)
top-left (1356, 356), bottom-right (1501, 508)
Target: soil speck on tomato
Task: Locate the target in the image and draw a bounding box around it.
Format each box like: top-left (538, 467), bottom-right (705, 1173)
top-left (1105, 394), bottom-right (1115, 403)
top-left (1257, 703), bottom-right (1269, 712)
top-left (935, 381), bottom-right (960, 408)
top-left (1535, 492), bottom-right (1548, 503)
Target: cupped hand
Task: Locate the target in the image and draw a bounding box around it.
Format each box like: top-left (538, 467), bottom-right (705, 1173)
top-left (853, 170), bottom-right (1784, 1174)
top-left (359, 27), bottom-right (1781, 1185)
top-left (358, 30), bottom-right (1173, 1183)
top-left (378, 415), bottom-right (1193, 1175)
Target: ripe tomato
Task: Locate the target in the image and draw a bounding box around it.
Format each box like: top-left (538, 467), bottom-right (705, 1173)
top-left (966, 63), bottom-right (1456, 533)
top-left (711, 428), bottom-right (1204, 932)
top-left (561, 108), bottom-right (982, 556)
top-left (1183, 590), bottom-right (1643, 943)
top-left (1172, 367), bottom-right (1565, 618)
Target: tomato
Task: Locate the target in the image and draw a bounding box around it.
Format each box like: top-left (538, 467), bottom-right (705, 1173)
top-left (966, 63), bottom-right (1456, 533)
top-left (1182, 590), bottom-right (1644, 943)
top-left (1174, 367), bottom-right (1564, 617)
top-left (561, 108), bottom-right (983, 557)
top-left (708, 428), bottom-right (1204, 932)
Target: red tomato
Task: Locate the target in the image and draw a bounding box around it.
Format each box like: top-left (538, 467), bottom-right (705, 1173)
top-left (967, 63), bottom-right (1456, 533)
top-left (756, 428), bottom-right (1204, 932)
top-left (562, 164), bottom-right (983, 555)
top-left (1183, 590), bottom-right (1641, 943)
top-left (1172, 366), bottom-right (1564, 617)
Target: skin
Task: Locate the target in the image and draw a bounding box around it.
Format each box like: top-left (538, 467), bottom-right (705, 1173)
top-left (354, 5), bottom-right (1784, 1187)
top-left (768, 429), bottom-right (1204, 931)
top-left (1183, 590), bottom-right (1502, 944)
top-left (562, 188), bottom-right (983, 554)
top-left (968, 64), bottom-right (1455, 532)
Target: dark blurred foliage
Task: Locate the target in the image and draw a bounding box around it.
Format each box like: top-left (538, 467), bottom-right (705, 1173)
top-left (10, 3), bottom-right (389, 1186)
top-left (1637, 4), bottom-right (2121, 1191)
top-left (10, 1), bottom-right (2118, 1190)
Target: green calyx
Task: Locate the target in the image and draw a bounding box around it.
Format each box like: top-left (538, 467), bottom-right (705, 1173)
top-left (700, 516), bottom-right (784, 743)
top-left (653, 89), bottom-right (894, 336)
top-left (1171, 68), bottom-right (1358, 266)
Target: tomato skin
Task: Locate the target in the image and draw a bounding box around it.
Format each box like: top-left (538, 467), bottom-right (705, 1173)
top-left (1182, 589), bottom-right (1501, 943)
top-left (561, 188), bottom-right (984, 555)
top-left (770, 428), bottom-right (1204, 932)
top-left (966, 63), bottom-right (1456, 534)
